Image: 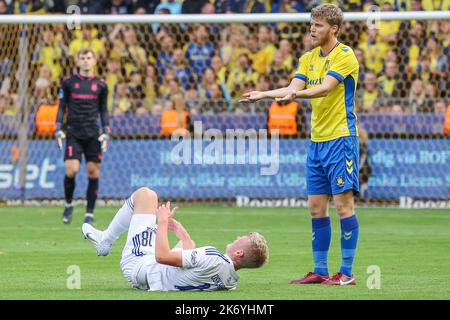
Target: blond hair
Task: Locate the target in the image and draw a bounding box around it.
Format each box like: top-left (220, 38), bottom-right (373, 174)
top-left (242, 232), bottom-right (269, 268)
top-left (311, 4), bottom-right (343, 36)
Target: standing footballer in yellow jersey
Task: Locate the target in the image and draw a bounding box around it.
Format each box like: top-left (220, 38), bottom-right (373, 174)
top-left (241, 4), bottom-right (360, 286)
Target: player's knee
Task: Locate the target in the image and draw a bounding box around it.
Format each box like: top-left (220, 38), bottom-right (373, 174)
top-left (65, 168), bottom-right (78, 178)
top-left (87, 170), bottom-right (99, 179)
top-left (308, 202), bottom-right (328, 218)
top-left (335, 203), bottom-right (353, 217)
top-left (309, 208), bottom-right (328, 218)
top-left (133, 187), bottom-right (158, 212)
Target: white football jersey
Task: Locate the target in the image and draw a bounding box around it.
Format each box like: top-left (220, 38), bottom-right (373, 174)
top-left (157, 246), bottom-right (239, 291)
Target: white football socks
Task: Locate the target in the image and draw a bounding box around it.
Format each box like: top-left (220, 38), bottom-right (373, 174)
top-left (103, 201), bottom-right (133, 243)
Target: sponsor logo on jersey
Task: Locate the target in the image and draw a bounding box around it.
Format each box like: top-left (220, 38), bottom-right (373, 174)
top-left (342, 46), bottom-right (349, 52)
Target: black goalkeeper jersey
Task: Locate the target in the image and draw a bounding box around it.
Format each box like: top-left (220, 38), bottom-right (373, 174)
top-left (56, 73), bottom-right (109, 139)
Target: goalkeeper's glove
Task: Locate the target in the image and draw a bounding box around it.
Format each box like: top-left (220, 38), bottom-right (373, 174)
top-left (98, 127), bottom-right (110, 153)
top-left (54, 124), bottom-right (66, 150)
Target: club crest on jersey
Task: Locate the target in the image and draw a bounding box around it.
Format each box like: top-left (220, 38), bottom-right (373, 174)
top-left (91, 83), bottom-right (97, 92)
top-left (74, 82), bottom-right (80, 89)
top-left (190, 251), bottom-right (198, 265)
top-left (337, 176), bottom-right (345, 187)
top-left (325, 60), bottom-right (330, 71)
top-left (309, 64), bottom-right (314, 71)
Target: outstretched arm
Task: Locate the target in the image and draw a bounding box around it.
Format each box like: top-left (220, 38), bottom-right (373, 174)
top-left (155, 202), bottom-right (183, 267)
top-left (239, 78), bottom-right (306, 102)
top-left (276, 75), bottom-right (340, 102)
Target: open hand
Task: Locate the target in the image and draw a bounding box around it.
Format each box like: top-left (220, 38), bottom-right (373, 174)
top-left (156, 201), bottom-right (178, 222)
top-left (239, 91), bottom-right (266, 103)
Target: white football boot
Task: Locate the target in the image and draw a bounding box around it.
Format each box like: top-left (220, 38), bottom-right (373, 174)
top-left (82, 223), bottom-right (112, 256)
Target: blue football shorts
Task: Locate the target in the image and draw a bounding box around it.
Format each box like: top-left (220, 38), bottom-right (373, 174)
top-left (306, 136), bottom-right (360, 195)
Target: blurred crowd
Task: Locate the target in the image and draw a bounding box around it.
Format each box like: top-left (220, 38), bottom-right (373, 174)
top-left (0, 0), bottom-right (449, 119)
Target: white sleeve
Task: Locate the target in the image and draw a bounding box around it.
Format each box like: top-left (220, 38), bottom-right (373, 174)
top-left (182, 247), bottom-right (222, 270)
top-left (182, 248), bottom-right (204, 269)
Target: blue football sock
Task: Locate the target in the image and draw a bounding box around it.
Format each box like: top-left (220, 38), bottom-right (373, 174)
top-left (340, 214), bottom-right (359, 277)
top-left (312, 217), bottom-right (331, 276)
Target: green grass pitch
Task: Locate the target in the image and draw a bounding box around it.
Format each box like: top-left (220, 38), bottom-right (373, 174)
top-left (0, 205), bottom-right (449, 300)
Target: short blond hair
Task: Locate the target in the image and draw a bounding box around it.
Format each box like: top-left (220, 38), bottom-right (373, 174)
top-left (311, 4), bottom-right (343, 35)
top-left (243, 232), bottom-right (269, 268)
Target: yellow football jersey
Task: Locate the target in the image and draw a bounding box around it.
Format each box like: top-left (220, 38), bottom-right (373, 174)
top-left (294, 42), bottom-right (359, 142)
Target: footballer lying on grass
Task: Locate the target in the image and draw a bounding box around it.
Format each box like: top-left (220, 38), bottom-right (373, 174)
top-left (82, 187), bottom-right (269, 291)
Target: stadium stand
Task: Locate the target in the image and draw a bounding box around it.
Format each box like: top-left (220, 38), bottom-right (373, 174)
top-left (0, 0), bottom-right (448, 202)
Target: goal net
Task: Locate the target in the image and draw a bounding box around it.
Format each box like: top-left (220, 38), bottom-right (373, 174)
top-left (0, 11), bottom-right (449, 207)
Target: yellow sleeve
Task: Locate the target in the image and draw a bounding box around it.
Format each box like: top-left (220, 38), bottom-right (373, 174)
top-left (293, 53), bottom-right (310, 82)
top-left (327, 47), bottom-right (359, 82)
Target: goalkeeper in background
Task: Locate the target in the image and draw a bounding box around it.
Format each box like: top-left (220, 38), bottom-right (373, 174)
top-left (55, 48), bottom-right (110, 226)
top-left (241, 4), bottom-right (360, 285)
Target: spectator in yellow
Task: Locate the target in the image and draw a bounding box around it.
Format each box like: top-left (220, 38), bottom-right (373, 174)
top-left (402, 21), bottom-right (425, 73)
top-left (378, 2), bottom-right (400, 49)
top-left (122, 28), bottom-right (147, 78)
top-left (357, 71), bottom-right (387, 113)
top-left (227, 53), bottom-right (258, 98)
top-left (31, 29), bottom-right (66, 82)
top-left (143, 63), bottom-right (160, 110)
top-left (424, 36), bottom-right (449, 77)
top-left (69, 25), bottom-right (105, 64)
top-left (358, 28), bottom-right (387, 75)
top-left (267, 50), bottom-right (291, 87)
top-left (278, 39), bottom-right (296, 72)
top-left (112, 81), bottom-right (132, 116)
top-left (408, 79), bottom-right (426, 113)
top-left (354, 48), bottom-right (370, 83)
top-left (420, 0), bottom-right (450, 11)
top-left (220, 24), bottom-right (250, 71)
top-left (211, 55), bottom-right (227, 85)
top-left (378, 61), bottom-right (402, 98)
top-left (0, 93), bottom-right (18, 117)
top-left (105, 59), bottom-right (121, 112)
top-left (251, 25), bottom-right (277, 75)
